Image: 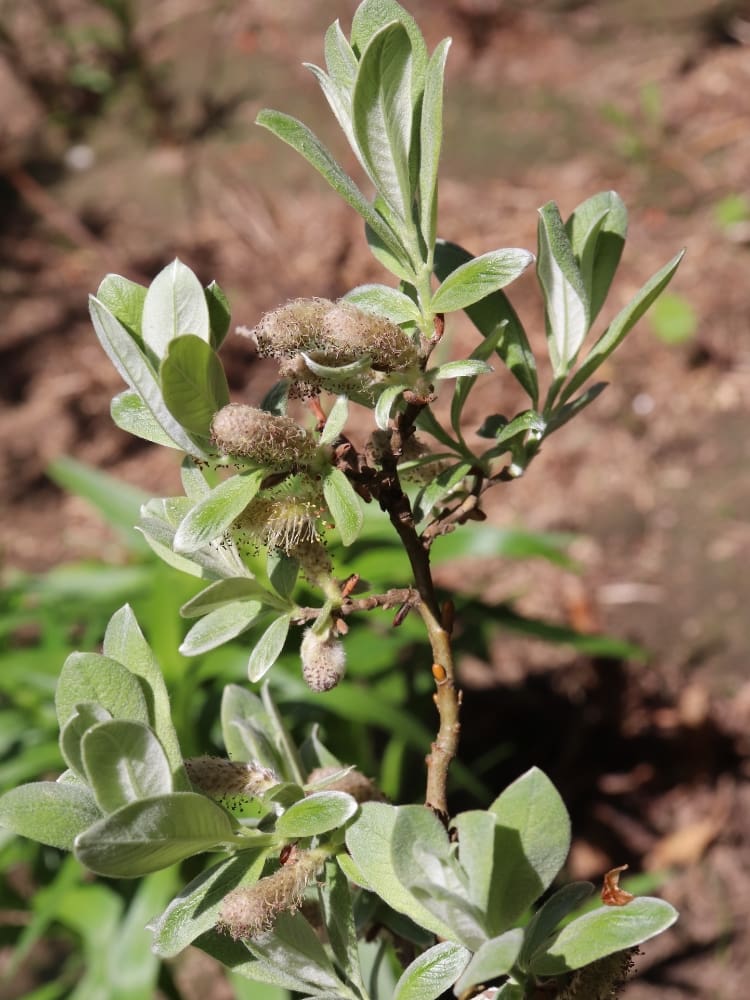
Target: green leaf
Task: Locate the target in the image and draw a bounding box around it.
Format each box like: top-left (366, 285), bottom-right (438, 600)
top-left (433, 359), bottom-right (493, 380)
top-left (323, 468), bottom-right (364, 545)
top-left (545, 382), bottom-right (606, 435)
top-left (483, 410), bottom-right (546, 449)
top-left (260, 379), bottom-right (290, 416)
top-left (256, 109), bottom-right (410, 268)
top-left (180, 578), bottom-right (279, 618)
top-left (205, 280), bottom-right (231, 349)
top-left (531, 898), bottom-right (679, 975)
top-left (267, 550), bottom-right (299, 599)
top-left (366, 222), bottom-right (414, 281)
top-left (89, 296), bottom-right (200, 454)
top-left (97, 274), bottom-right (147, 338)
top-left (350, 0), bottom-right (428, 101)
top-left (180, 601), bottom-right (263, 656)
top-left (74, 792), bottom-right (237, 877)
top-left (173, 469), bottom-right (265, 553)
top-left (247, 614), bottom-right (292, 682)
top-left (103, 604), bottom-right (190, 790)
top-left (302, 352), bottom-right (372, 380)
top-left (160, 334), bottom-right (230, 438)
top-left (0, 782), bottom-right (101, 850)
top-left (319, 395), bottom-right (349, 446)
top-left (561, 250), bottom-right (684, 403)
top-left (418, 38), bottom-right (451, 251)
top-left (434, 240), bottom-right (538, 405)
top-left (537, 202), bottom-right (590, 376)
top-left (375, 383), bottom-right (407, 430)
top-left (111, 390), bottom-right (184, 448)
top-left (345, 803), bottom-right (455, 939)
top-left (486, 768), bottom-right (570, 934)
top-left (320, 859), bottom-right (364, 991)
top-left (141, 258), bottom-right (210, 359)
top-left (245, 911), bottom-right (344, 994)
top-left (325, 19), bottom-right (358, 89)
top-left (60, 702), bottom-right (112, 780)
top-left (150, 849), bottom-right (269, 958)
top-left (353, 23), bottom-right (414, 225)
top-left (221, 685), bottom-right (284, 775)
top-left (452, 810), bottom-right (497, 912)
top-left (82, 720), bottom-right (173, 813)
top-left (393, 941), bottom-right (470, 1000)
top-left (432, 248), bottom-right (533, 314)
top-left (344, 284), bottom-right (422, 324)
top-left (55, 652), bottom-right (150, 731)
top-left (518, 881), bottom-right (594, 971)
top-left (453, 929), bottom-right (524, 997)
top-left (275, 791), bottom-right (358, 838)
top-left (565, 190), bottom-right (628, 324)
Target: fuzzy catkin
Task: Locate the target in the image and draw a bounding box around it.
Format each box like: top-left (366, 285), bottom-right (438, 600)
top-left (211, 404), bottom-right (316, 467)
top-left (306, 766), bottom-right (385, 803)
top-left (185, 756), bottom-right (279, 798)
top-left (300, 627), bottom-right (346, 692)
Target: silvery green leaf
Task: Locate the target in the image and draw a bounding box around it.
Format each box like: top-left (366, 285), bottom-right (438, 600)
top-left (452, 810), bottom-right (497, 912)
top-left (560, 250), bottom-right (684, 403)
top-left (565, 190), bottom-right (628, 324)
top-left (82, 719), bottom-right (173, 812)
top-left (418, 38), bottom-right (451, 251)
top-left (319, 395), bottom-right (349, 445)
top-left (103, 604), bottom-right (190, 790)
top-left (350, 0), bottom-right (428, 104)
top-left (180, 578), bottom-right (281, 618)
top-left (256, 109), bottom-right (410, 268)
top-left (60, 702), bottom-right (112, 780)
top-left (180, 601), bottom-right (263, 657)
top-left (111, 390), bottom-right (183, 448)
top-left (537, 202), bottom-right (590, 376)
top-left (97, 274), bottom-right (147, 339)
top-left (173, 469), bottom-right (265, 554)
top-left (247, 614), bottom-right (292, 682)
top-left (267, 550), bottom-right (299, 599)
top-left (301, 352), bottom-right (372, 379)
top-left (56, 651), bottom-right (150, 731)
top-left (74, 792), bottom-right (237, 877)
top-left (180, 456), bottom-right (211, 500)
top-left (245, 911), bottom-right (344, 994)
top-left (484, 410), bottom-right (546, 450)
top-left (324, 19), bottom-right (358, 88)
top-left (531, 898), bottom-right (678, 976)
top-left (353, 23), bottom-right (414, 225)
top-left (431, 248), bottom-right (534, 314)
top-left (0, 782), bottom-right (101, 851)
top-left (160, 334), bottom-right (229, 438)
top-left (453, 929), bottom-right (524, 997)
top-left (434, 240), bottom-right (538, 406)
top-left (433, 359), bottom-right (493, 380)
top-left (323, 468), bottom-right (364, 544)
top-left (320, 860), bottom-right (365, 992)
top-left (89, 296), bottom-right (200, 455)
top-left (393, 941), bottom-right (470, 1000)
top-left (366, 222), bottom-right (415, 281)
top-left (375, 383), bottom-right (407, 430)
top-left (141, 258), bottom-right (210, 359)
top-left (275, 791), bottom-right (358, 838)
top-left (344, 283), bottom-right (422, 324)
top-left (518, 881), bottom-right (594, 971)
top-left (205, 279), bottom-right (231, 349)
top-left (220, 684), bottom-right (284, 775)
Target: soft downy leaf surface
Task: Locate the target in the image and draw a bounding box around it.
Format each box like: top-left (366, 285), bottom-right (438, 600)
top-left (81, 719), bottom-right (174, 813)
top-left (247, 614), bottom-right (292, 682)
top-left (418, 38), bottom-right (451, 251)
top-left (74, 792), bottom-right (238, 877)
top-left (60, 702), bottom-right (112, 780)
top-left (55, 652), bottom-right (150, 731)
top-left (452, 810), bottom-right (497, 913)
top-left (150, 848), bottom-right (269, 958)
top-left (246, 911), bottom-right (345, 994)
top-left (319, 395), bottom-right (349, 446)
top-left (173, 469), bottom-right (266, 553)
top-left (275, 791), bottom-right (358, 838)
top-left (320, 859), bottom-right (365, 993)
top-left (0, 781), bottom-right (101, 850)
top-left (518, 881), bottom-right (594, 971)
top-left (453, 928), bottom-right (524, 997)
top-left (537, 202), bottom-right (589, 376)
top-left (345, 802), bottom-right (456, 939)
top-left (323, 467), bottom-right (364, 544)
top-left (103, 604), bottom-right (190, 790)
top-left (111, 389), bottom-right (184, 448)
top-left (485, 768), bottom-right (570, 935)
top-left (393, 940), bottom-right (470, 1000)
top-left (221, 684), bottom-right (284, 775)
top-left (431, 249), bottom-right (534, 314)
top-left (141, 258), bottom-right (211, 359)
top-left (180, 601), bottom-right (264, 656)
top-left (180, 578), bottom-right (282, 618)
top-left (530, 898), bottom-right (678, 976)
top-left (96, 273), bottom-right (147, 339)
top-left (565, 190), bottom-right (628, 324)
top-left (205, 279), bottom-right (232, 348)
top-left (160, 334), bottom-right (230, 438)
top-left (344, 284), bottom-right (422, 325)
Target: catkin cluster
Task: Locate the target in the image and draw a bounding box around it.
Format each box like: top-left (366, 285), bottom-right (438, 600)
top-left (211, 404), bottom-right (317, 468)
top-left (243, 297), bottom-right (419, 397)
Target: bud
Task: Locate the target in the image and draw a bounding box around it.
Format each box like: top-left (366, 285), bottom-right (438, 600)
top-left (366, 430), bottom-right (450, 483)
top-left (185, 756), bottom-right (279, 798)
top-left (307, 766), bottom-right (385, 803)
top-left (211, 404), bottom-right (316, 468)
top-left (287, 538), bottom-right (333, 587)
top-left (244, 298), bottom-right (419, 397)
top-left (217, 847), bottom-right (327, 940)
top-left (300, 626), bottom-right (346, 692)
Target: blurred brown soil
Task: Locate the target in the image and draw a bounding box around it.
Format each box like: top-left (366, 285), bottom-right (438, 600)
top-left (1, 1), bottom-right (749, 997)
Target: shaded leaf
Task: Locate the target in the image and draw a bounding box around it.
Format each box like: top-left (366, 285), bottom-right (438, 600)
top-left (160, 334), bottom-right (229, 438)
